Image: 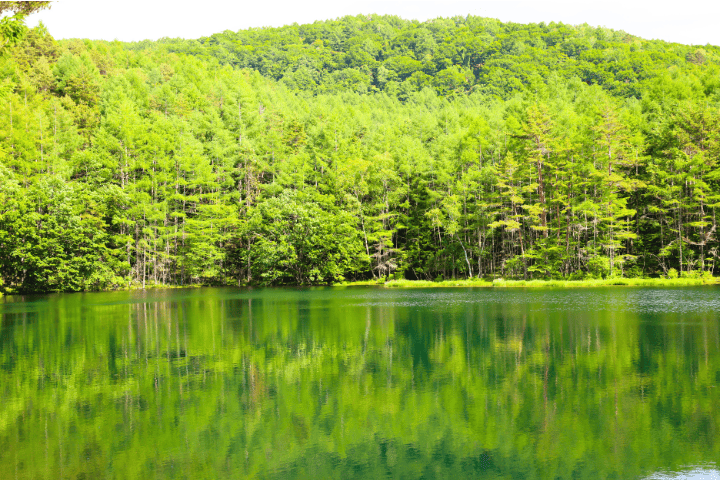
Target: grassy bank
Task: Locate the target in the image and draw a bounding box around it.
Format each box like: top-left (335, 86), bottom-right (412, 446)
top-left (339, 277), bottom-right (720, 288)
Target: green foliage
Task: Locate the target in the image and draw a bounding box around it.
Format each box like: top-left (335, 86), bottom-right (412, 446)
top-left (0, 16), bottom-right (719, 292)
top-left (0, 172), bottom-right (121, 292)
top-left (0, 14), bottom-right (28, 52)
top-left (244, 191), bottom-right (367, 285)
top-left (150, 15), bottom-right (720, 100)
top-left (0, 2), bottom-right (50, 55)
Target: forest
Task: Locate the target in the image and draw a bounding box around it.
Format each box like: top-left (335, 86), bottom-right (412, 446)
top-left (1, 14), bottom-right (720, 292)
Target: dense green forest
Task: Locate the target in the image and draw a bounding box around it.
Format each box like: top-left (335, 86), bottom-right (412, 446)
top-left (1, 14), bottom-right (720, 292)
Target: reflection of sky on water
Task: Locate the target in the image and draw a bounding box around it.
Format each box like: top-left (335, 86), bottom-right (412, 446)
top-left (342, 286), bottom-right (720, 316)
top-left (646, 467), bottom-right (720, 479)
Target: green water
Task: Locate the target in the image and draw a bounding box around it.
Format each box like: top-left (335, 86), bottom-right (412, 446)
top-left (1, 287), bottom-right (719, 479)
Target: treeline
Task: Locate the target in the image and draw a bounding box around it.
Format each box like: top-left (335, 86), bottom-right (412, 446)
top-left (152, 15), bottom-right (719, 100)
top-left (0, 16), bottom-right (719, 292)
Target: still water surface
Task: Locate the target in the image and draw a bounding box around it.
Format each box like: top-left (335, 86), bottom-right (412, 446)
top-left (1, 286), bottom-right (720, 479)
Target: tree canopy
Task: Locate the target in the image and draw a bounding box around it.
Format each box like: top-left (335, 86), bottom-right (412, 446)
top-left (1, 15), bottom-right (720, 292)
top-left (0, 1), bottom-right (50, 53)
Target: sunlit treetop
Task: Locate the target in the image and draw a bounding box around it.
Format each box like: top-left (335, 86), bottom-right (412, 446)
top-left (0, 1), bottom-right (51, 15)
top-left (0, 1), bottom-right (51, 52)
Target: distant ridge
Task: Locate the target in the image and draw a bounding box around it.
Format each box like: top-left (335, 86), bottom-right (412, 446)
top-left (121, 14), bottom-right (719, 99)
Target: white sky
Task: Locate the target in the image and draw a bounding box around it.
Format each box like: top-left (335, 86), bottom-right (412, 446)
top-left (25, 0), bottom-right (720, 46)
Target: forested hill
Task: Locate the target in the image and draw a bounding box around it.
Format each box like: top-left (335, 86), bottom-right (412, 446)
top-left (145, 15), bottom-right (720, 100)
top-left (0, 16), bottom-right (719, 292)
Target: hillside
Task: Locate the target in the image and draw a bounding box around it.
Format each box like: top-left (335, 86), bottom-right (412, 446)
top-left (147, 15), bottom-right (720, 100)
top-left (0, 16), bottom-right (719, 292)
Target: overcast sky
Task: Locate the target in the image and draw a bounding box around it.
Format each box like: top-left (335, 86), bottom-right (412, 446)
top-left (25, 0), bottom-right (720, 46)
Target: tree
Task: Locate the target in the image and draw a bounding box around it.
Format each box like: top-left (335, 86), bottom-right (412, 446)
top-left (0, 1), bottom-right (50, 53)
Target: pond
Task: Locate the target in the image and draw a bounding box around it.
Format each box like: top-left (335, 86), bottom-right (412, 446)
top-left (1, 286), bottom-right (719, 479)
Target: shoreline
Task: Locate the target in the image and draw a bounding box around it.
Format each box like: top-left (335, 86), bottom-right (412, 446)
top-left (338, 277), bottom-right (720, 288)
top-left (2, 277), bottom-right (719, 296)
